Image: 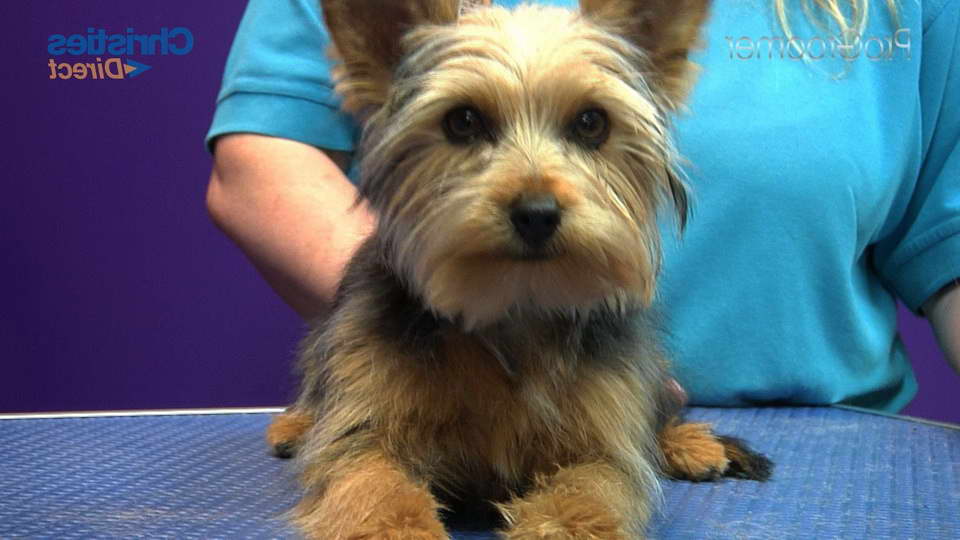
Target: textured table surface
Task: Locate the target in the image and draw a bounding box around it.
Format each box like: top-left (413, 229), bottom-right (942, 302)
top-left (1, 406), bottom-right (957, 539)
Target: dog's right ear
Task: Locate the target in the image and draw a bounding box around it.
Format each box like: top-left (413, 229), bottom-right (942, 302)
top-left (322, 0), bottom-right (461, 117)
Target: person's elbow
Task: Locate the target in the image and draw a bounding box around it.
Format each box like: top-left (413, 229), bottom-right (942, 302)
top-left (205, 134), bottom-right (264, 235)
top-left (925, 282), bottom-right (960, 373)
top-left (205, 166), bottom-right (230, 231)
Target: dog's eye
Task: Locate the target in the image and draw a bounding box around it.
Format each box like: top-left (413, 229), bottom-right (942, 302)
top-left (570, 109), bottom-right (610, 149)
top-left (443, 106), bottom-right (489, 144)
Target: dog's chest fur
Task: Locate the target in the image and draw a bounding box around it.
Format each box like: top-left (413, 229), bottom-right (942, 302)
top-left (385, 324), bottom-right (630, 499)
top-left (318, 239), bottom-right (663, 498)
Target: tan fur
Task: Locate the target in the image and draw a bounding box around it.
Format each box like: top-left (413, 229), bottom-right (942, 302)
top-left (266, 411), bottom-right (756, 484)
top-left (297, 303), bottom-right (659, 497)
top-left (294, 450), bottom-right (447, 539)
top-left (271, 1), bottom-right (772, 539)
top-left (659, 421), bottom-right (730, 481)
top-left (267, 411), bottom-right (751, 487)
top-left (293, 287), bottom-right (663, 537)
top-left (580, 0), bottom-right (712, 106)
top-left (265, 410), bottom-right (314, 454)
top-left (499, 463), bottom-right (637, 539)
top-left (322, 0), bottom-right (461, 116)
top-left (344, 2), bottom-right (695, 328)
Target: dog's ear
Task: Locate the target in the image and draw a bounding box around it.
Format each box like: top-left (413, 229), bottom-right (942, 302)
top-left (580, 0), bottom-right (711, 107)
top-left (322, 0), bottom-right (462, 116)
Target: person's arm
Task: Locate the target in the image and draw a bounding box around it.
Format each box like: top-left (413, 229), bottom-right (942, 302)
top-left (206, 133), bottom-right (375, 320)
top-left (924, 282), bottom-right (960, 374)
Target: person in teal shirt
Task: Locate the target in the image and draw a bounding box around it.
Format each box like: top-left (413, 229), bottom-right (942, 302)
top-left (205, 0), bottom-right (960, 413)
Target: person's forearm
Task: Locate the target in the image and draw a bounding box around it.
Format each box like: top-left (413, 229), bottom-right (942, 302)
top-left (207, 134), bottom-right (375, 320)
top-left (924, 281), bottom-right (960, 374)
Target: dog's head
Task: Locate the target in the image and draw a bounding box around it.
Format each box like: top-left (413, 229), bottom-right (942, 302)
top-left (322, 0), bottom-right (710, 328)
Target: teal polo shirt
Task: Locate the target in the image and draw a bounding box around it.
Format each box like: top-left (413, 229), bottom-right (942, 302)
top-left (207, 0), bottom-right (960, 412)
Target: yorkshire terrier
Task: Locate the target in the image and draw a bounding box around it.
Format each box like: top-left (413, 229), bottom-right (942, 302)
top-left (268, 0), bottom-right (771, 537)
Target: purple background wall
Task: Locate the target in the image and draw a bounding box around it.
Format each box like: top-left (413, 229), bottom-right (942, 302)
top-left (4, 1), bottom-right (958, 423)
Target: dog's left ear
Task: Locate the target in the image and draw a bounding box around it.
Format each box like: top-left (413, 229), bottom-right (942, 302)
top-left (322, 0), bottom-right (462, 117)
top-left (580, 0), bottom-right (712, 108)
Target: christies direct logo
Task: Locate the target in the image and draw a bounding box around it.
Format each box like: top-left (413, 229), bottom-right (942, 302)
top-left (47, 27), bottom-right (193, 80)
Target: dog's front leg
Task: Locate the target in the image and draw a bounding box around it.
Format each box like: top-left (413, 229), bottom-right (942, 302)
top-left (293, 447), bottom-right (449, 540)
top-left (265, 408), bottom-right (315, 458)
top-left (497, 462), bottom-right (650, 540)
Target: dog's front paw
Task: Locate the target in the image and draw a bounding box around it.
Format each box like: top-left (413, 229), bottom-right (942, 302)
top-left (660, 421), bottom-right (729, 481)
top-left (344, 523), bottom-right (449, 540)
top-left (498, 464), bottom-right (637, 540)
top-left (294, 449), bottom-right (450, 540)
top-left (500, 501), bottom-right (628, 539)
top-left (265, 410), bottom-right (314, 458)
top-left (715, 435), bottom-right (773, 481)
top-left (344, 501), bottom-right (450, 540)
top-left (301, 508), bottom-right (449, 540)
top-left (659, 421), bottom-right (773, 482)
top-left (500, 504), bottom-right (628, 540)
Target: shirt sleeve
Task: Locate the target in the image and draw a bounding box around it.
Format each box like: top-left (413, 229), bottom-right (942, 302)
top-left (204, 0), bottom-right (360, 153)
top-left (874, 0), bottom-right (960, 312)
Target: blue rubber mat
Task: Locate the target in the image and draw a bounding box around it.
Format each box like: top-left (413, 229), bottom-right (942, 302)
top-left (1, 407), bottom-right (957, 539)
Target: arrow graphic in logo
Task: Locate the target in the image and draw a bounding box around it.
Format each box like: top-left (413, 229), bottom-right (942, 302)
top-left (123, 59), bottom-right (152, 78)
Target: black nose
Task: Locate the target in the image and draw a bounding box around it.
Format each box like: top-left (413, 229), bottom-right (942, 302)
top-left (510, 195), bottom-right (561, 248)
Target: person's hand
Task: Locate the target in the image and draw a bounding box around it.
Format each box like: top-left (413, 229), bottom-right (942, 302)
top-left (206, 134), bottom-right (375, 320)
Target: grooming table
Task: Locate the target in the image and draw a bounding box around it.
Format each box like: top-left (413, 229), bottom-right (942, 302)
top-left (1, 407), bottom-right (957, 539)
